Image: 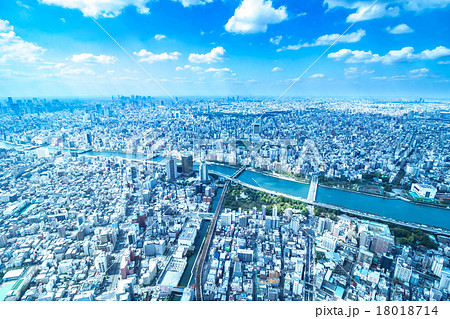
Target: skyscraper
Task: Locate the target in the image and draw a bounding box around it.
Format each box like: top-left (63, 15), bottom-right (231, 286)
top-left (166, 157), bottom-right (176, 181)
top-left (182, 154), bottom-right (193, 176)
top-left (199, 160), bottom-right (208, 182)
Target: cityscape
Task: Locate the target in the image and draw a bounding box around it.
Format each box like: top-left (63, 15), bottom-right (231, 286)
top-left (0, 96), bottom-right (449, 302)
top-left (1, 0), bottom-right (450, 307)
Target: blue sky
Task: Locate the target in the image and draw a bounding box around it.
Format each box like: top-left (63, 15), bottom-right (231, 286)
top-left (0, 0), bottom-right (449, 98)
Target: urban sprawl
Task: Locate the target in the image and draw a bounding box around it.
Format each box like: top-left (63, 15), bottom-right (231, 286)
top-left (0, 96), bottom-right (450, 302)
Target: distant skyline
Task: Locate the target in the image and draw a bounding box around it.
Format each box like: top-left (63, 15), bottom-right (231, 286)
top-left (0, 0), bottom-right (449, 98)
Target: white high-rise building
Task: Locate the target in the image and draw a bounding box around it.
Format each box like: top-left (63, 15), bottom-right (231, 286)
top-left (199, 161), bottom-right (209, 182)
top-left (439, 268), bottom-right (450, 291)
top-left (94, 253), bottom-right (108, 273)
top-left (394, 258), bottom-right (412, 283)
top-left (432, 256), bottom-right (444, 277)
top-left (321, 233), bottom-right (337, 252)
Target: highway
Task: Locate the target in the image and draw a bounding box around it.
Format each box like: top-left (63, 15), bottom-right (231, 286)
top-left (220, 177), bottom-right (450, 238)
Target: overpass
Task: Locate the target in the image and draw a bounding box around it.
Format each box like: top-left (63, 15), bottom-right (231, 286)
top-left (194, 180), bottom-right (231, 301)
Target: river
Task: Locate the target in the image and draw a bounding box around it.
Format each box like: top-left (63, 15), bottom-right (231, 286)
top-left (2, 141), bottom-right (449, 229)
top-left (208, 164), bottom-right (450, 230)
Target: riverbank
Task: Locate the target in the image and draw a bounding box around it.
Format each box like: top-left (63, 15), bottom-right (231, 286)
top-left (247, 167), bottom-right (310, 185)
top-left (318, 183), bottom-right (393, 200)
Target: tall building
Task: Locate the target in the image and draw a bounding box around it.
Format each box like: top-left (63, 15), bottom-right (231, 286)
top-left (370, 233), bottom-right (394, 255)
top-left (57, 226), bottom-right (66, 238)
top-left (199, 160), bottom-right (208, 182)
top-left (359, 230), bottom-right (373, 249)
top-left (357, 248), bottom-right (374, 265)
top-left (253, 122), bottom-right (260, 135)
top-left (85, 132), bottom-right (92, 146)
top-left (439, 268), bottom-right (450, 291)
top-left (94, 253), bottom-right (108, 273)
top-left (272, 205), bottom-right (277, 218)
top-left (394, 258), bottom-right (412, 283)
top-left (0, 233), bottom-right (7, 247)
top-left (181, 155), bottom-right (193, 176)
top-left (432, 256), bottom-right (444, 277)
top-left (237, 248), bottom-right (254, 262)
top-left (381, 254), bottom-right (394, 270)
top-left (317, 218), bottom-right (325, 234)
top-left (166, 157), bottom-right (176, 181)
top-left (321, 234), bottom-right (337, 252)
top-left (77, 213), bottom-right (86, 226)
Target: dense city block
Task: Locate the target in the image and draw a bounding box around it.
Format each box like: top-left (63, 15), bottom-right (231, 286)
top-left (0, 97), bottom-right (450, 301)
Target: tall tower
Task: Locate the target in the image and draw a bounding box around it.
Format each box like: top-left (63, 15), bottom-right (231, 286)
top-left (199, 161), bottom-right (209, 182)
top-left (182, 154), bottom-right (194, 176)
top-left (166, 157), bottom-right (176, 181)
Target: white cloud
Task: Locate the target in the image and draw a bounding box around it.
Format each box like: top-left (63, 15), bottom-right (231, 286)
top-left (16, 1), bottom-right (32, 10)
top-left (382, 46), bottom-right (416, 63)
top-left (134, 50), bottom-right (181, 63)
top-left (346, 3), bottom-right (400, 22)
top-left (328, 46), bottom-right (450, 64)
top-left (0, 19), bottom-right (46, 63)
top-left (270, 35), bottom-right (282, 45)
top-left (409, 68), bottom-right (429, 74)
top-left (386, 23), bottom-right (414, 34)
top-left (172, 0), bottom-right (214, 7)
top-left (314, 29), bottom-right (366, 46)
top-left (205, 67), bottom-right (232, 73)
top-left (272, 67), bottom-right (283, 72)
top-left (371, 76), bottom-right (388, 80)
top-left (277, 29), bottom-right (365, 51)
top-left (276, 44), bottom-right (302, 52)
top-left (204, 67), bottom-right (234, 77)
top-left (309, 73), bottom-right (325, 78)
top-left (60, 66), bottom-right (95, 75)
top-left (402, 0), bottom-right (450, 11)
top-left (417, 46), bottom-right (450, 60)
top-left (372, 67), bottom-right (431, 81)
top-left (438, 60), bottom-right (450, 64)
top-left (39, 0), bottom-right (151, 18)
top-left (344, 67), bottom-right (374, 78)
top-left (188, 46), bottom-right (226, 63)
top-left (225, 0), bottom-right (288, 34)
top-left (72, 53), bottom-right (118, 64)
top-left (324, 0), bottom-right (450, 21)
top-left (176, 65), bottom-right (203, 72)
top-left (328, 48), bottom-right (382, 63)
top-left (154, 34), bottom-right (166, 40)
top-left (344, 67), bottom-right (359, 78)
